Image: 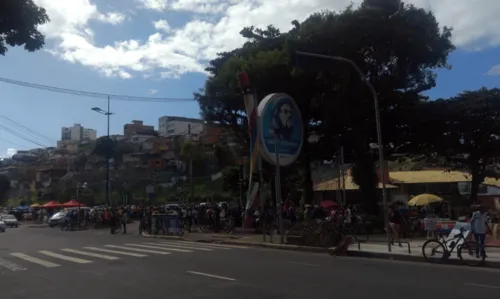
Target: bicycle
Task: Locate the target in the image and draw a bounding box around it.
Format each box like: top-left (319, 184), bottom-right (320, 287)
top-left (421, 227), bottom-right (485, 266)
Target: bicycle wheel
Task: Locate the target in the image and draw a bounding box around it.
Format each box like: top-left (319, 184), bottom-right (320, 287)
top-left (422, 239), bottom-right (447, 263)
top-left (458, 241), bottom-right (485, 266)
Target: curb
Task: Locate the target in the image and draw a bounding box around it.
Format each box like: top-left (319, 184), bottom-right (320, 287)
top-left (141, 232), bottom-right (326, 253)
top-left (195, 239), bottom-right (327, 253)
top-left (141, 232), bottom-right (184, 240)
top-left (345, 250), bottom-right (500, 269)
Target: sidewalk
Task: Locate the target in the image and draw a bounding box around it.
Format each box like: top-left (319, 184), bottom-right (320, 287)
top-left (143, 231), bottom-right (500, 268)
top-left (347, 239), bottom-right (500, 268)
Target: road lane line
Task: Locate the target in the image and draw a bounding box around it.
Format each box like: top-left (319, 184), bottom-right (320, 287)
top-left (176, 241), bottom-right (247, 249)
top-left (464, 283), bottom-right (500, 289)
top-left (146, 242), bottom-right (212, 251)
top-left (104, 245), bottom-right (171, 255)
top-left (61, 249), bottom-right (120, 260)
top-left (38, 251), bottom-right (93, 264)
top-left (285, 261), bottom-right (320, 267)
top-left (0, 257), bottom-right (27, 271)
top-left (186, 271), bottom-right (236, 281)
top-left (125, 243), bottom-right (192, 252)
top-left (10, 253), bottom-right (60, 268)
top-left (83, 247), bottom-right (148, 257)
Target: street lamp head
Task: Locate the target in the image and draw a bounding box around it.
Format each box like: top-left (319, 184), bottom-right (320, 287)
top-left (91, 107), bottom-right (100, 112)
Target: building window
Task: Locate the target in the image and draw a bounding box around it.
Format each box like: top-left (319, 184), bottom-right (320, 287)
top-left (167, 129), bottom-right (174, 134)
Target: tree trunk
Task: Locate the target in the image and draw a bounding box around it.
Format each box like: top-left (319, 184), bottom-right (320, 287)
top-left (301, 141), bottom-right (314, 205)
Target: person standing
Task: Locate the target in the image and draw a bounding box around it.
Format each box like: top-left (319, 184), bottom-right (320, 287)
top-left (121, 208), bottom-right (128, 234)
top-left (471, 204), bottom-right (491, 258)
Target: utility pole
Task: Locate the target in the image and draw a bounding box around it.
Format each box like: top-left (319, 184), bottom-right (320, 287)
top-left (105, 96), bottom-right (111, 207)
top-left (340, 145), bottom-right (346, 205)
top-left (188, 124), bottom-right (193, 203)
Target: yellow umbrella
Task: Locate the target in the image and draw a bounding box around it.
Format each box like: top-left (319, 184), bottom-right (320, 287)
top-left (408, 194), bottom-right (443, 206)
top-left (30, 203), bottom-right (41, 208)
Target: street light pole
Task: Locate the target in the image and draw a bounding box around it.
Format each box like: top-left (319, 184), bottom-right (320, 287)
top-left (91, 96), bottom-right (113, 207)
top-left (295, 51), bottom-right (391, 252)
top-left (106, 96), bottom-right (110, 207)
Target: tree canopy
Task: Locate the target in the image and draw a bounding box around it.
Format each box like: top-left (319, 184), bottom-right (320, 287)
top-left (195, 1), bottom-right (455, 211)
top-left (0, 174), bottom-right (11, 205)
top-left (0, 0), bottom-right (50, 55)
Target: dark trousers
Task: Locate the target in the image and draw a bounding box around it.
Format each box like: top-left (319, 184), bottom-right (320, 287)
top-left (122, 221), bottom-right (127, 234)
top-left (474, 233), bottom-right (486, 257)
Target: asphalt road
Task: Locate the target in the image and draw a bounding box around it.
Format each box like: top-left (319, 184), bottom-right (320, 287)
top-left (1, 224), bottom-right (500, 299)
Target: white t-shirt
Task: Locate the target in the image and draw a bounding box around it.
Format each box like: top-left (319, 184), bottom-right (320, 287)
top-left (471, 211), bottom-right (487, 234)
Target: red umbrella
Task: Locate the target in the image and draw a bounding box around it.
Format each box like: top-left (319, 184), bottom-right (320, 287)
top-left (42, 201), bottom-right (62, 208)
top-left (320, 200), bottom-right (339, 209)
top-left (62, 200), bottom-right (85, 208)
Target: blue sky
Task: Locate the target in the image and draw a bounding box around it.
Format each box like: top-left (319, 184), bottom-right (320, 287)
top-left (0, 0), bottom-right (499, 157)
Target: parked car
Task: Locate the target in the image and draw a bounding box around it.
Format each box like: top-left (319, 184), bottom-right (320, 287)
top-left (48, 212), bottom-right (66, 227)
top-left (0, 214), bottom-right (18, 227)
top-left (0, 220), bottom-right (6, 232)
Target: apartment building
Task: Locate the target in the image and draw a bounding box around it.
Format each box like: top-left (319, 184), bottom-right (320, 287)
top-left (158, 116), bottom-right (203, 138)
top-left (124, 120), bottom-right (155, 139)
top-left (61, 124), bottom-right (97, 141)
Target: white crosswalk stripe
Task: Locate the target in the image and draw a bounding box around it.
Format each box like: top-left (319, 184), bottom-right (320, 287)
top-left (83, 247), bottom-right (148, 257)
top-left (38, 251), bottom-right (93, 264)
top-left (104, 245), bottom-right (171, 255)
top-left (124, 243), bottom-right (192, 252)
top-left (0, 239), bottom-right (249, 272)
top-left (60, 249), bottom-right (120, 260)
top-left (10, 253), bottom-right (60, 268)
top-left (148, 242), bottom-right (213, 251)
top-left (174, 241), bottom-right (248, 249)
top-left (0, 257), bottom-right (27, 271)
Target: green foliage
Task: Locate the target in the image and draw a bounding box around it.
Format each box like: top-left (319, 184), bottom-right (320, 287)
top-left (412, 88), bottom-right (500, 203)
top-left (0, 0), bottom-right (50, 55)
top-left (0, 175), bottom-right (11, 205)
top-left (194, 2), bottom-right (454, 211)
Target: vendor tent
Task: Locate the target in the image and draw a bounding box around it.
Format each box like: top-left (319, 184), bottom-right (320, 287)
top-left (62, 200), bottom-right (85, 207)
top-left (42, 201), bottom-right (62, 208)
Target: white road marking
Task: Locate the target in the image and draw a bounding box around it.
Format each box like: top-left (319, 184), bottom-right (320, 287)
top-left (146, 242), bottom-right (213, 251)
top-left (104, 245), bottom-right (171, 255)
top-left (0, 257), bottom-right (27, 271)
top-left (285, 261), bottom-right (320, 267)
top-left (464, 283), bottom-right (500, 289)
top-left (83, 247), bottom-right (148, 257)
top-left (186, 271), bottom-right (236, 281)
top-left (177, 241), bottom-right (247, 249)
top-left (125, 243), bottom-right (192, 252)
top-left (38, 250), bottom-right (93, 264)
top-left (61, 249), bottom-right (120, 260)
top-left (10, 253), bottom-right (60, 268)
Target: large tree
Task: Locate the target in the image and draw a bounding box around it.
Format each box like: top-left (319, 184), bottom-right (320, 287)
top-left (413, 88), bottom-right (500, 204)
top-left (0, 0), bottom-right (50, 55)
top-left (0, 174), bottom-right (11, 205)
top-left (196, 1), bottom-right (454, 212)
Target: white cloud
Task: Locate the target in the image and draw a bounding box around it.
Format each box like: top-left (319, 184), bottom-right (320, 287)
top-left (6, 148), bottom-right (16, 157)
top-left (150, 88), bottom-right (158, 94)
top-left (486, 65), bottom-right (500, 76)
top-left (36, 0), bottom-right (500, 79)
top-left (137, 0), bottom-right (167, 11)
top-left (153, 20), bottom-right (171, 32)
top-left (98, 12), bottom-right (127, 25)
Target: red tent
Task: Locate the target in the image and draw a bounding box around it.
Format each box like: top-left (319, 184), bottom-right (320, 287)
top-left (62, 200), bottom-right (85, 207)
top-left (320, 200), bottom-right (339, 209)
top-left (43, 201), bottom-right (62, 208)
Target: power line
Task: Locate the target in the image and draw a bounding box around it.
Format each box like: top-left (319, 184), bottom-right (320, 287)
top-left (0, 123), bottom-right (48, 148)
top-left (0, 113), bottom-right (55, 144)
top-left (0, 77), bottom-right (198, 103)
